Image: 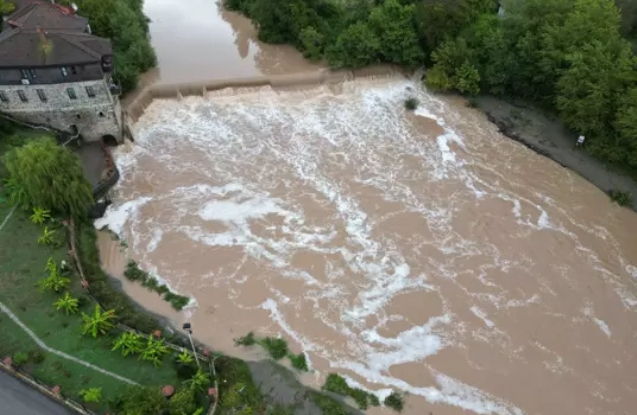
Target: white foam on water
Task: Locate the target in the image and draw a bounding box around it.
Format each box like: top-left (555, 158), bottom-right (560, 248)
top-left (95, 197), bottom-right (152, 235)
top-left (581, 305), bottom-right (612, 338)
top-left (470, 306), bottom-right (496, 328)
top-left (107, 77), bottom-right (637, 415)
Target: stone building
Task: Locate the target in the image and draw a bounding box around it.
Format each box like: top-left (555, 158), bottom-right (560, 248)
top-left (0, 0), bottom-right (123, 145)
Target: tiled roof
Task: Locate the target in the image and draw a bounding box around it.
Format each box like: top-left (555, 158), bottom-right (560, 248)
top-left (0, 0), bottom-right (111, 68)
top-left (0, 29), bottom-right (112, 67)
top-left (5, 1), bottom-right (88, 31)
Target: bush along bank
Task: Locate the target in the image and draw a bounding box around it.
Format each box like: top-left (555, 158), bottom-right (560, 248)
top-left (124, 260), bottom-right (191, 311)
top-left (225, 0), bottom-right (637, 189)
top-left (234, 332), bottom-right (405, 412)
top-left (235, 332), bottom-right (309, 372)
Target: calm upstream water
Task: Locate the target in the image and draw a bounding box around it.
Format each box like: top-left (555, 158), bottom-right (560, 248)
top-left (96, 1), bottom-right (637, 414)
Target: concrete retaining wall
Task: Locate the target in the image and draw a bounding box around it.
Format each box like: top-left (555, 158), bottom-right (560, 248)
top-left (125, 65), bottom-right (407, 121)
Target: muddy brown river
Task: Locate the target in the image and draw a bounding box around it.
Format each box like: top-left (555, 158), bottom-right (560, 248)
top-left (96, 1), bottom-right (637, 414)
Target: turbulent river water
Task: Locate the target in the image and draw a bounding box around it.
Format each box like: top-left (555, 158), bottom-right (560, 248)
top-left (96, 1), bottom-right (637, 414)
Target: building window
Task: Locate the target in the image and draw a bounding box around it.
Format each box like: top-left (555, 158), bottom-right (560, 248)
top-left (71, 66), bottom-right (78, 75)
top-left (36, 89), bottom-right (47, 102)
top-left (20, 69), bottom-right (28, 78)
top-left (17, 90), bottom-right (27, 103)
top-left (61, 67), bottom-right (68, 77)
top-left (85, 86), bottom-right (96, 97)
top-left (67, 87), bottom-right (77, 100)
top-left (0, 91), bottom-right (8, 103)
top-left (28, 69), bottom-right (37, 78)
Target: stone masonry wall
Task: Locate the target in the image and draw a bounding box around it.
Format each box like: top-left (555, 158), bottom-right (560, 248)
top-left (0, 79), bottom-right (122, 143)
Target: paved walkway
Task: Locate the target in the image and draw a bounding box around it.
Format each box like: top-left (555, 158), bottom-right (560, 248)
top-left (0, 370), bottom-right (72, 415)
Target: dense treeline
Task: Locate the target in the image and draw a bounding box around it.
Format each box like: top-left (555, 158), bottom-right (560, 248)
top-left (226, 0), bottom-right (637, 172)
top-left (72, 0), bottom-right (156, 93)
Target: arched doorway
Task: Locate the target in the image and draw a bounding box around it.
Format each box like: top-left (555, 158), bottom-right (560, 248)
top-left (102, 134), bottom-right (118, 147)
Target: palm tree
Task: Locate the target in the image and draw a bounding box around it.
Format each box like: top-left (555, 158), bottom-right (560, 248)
top-left (81, 305), bottom-right (116, 338)
top-left (53, 292), bottom-right (79, 315)
top-left (79, 387), bottom-right (102, 403)
top-left (30, 207), bottom-right (50, 225)
top-left (112, 332), bottom-right (143, 357)
top-left (38, 226), bottom-right (56, 245)
top-left (177, 349), bottom-right (195, 365)
top-left (183, 369), bottom-right (210, 393)
top-left (37, 261), bottom-right (70, 293)
top-left (140, 336), bottom-right (170, 367)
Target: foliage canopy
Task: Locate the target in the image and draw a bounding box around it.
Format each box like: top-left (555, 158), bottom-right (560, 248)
top-left (2, 138), bottom-right (93, 218)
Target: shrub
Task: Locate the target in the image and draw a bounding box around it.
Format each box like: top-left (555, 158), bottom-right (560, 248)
top-left (404, 97), bottom-right (419, 110)
top-left (37, 259), bottom-right (70, 293)
top-left (13, 351), bottom-right (29, 366)
top-left (609, 189), bottom-right (632, 206)
top-left (163, 291), bottom-right (190, 311)
top-left (79, 387), bottom-right (102, 403)
top-left (323, 373), bottom-right (379, 410)
top-left (384, 390), bottom-right (404, 412)
top-left (168, 388), bottom-right (197, 415)
top-left (114, 386), bottom-right (164, 415)
top-left (259, 337), bottom-right (288, 360)
top-left (288, 352), bottom-right (308, 371)
top-left (234, 331), bottom-right (257, 346)
top-left (309, 392), bottom-right (348, 415)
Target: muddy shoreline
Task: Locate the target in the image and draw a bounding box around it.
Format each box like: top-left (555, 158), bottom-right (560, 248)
top-left (474, 95), bottom-right (637, 211)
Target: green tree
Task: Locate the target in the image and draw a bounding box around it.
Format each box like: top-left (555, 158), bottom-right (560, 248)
top-left (81, 305), bottom-right (116, 338)
top-left (72, 0), bottom-right (156, 92)
top-left (368, 0), bottom-right (424, 67)
top-left (326, 22), bottom-right (380, 68)
top-left (415, 0), bottom-right (497, 52)
top-left (53, 292), bottom-right (79, 315)
top-left (556, 39), bottom-right (635, 137)
top-left (79, 387), bottom-right (102, 403)
top-left (300, 26), bottom-right (325, 61)
top-left (112, 332), bottom-right (144, 356)
top-left (426, 37), bottom-right (480, 94)
top-left (615, 87), bottom-right (637, 167)
top-left (2, 138), bottom-right (93, 218)
top-left (140, 336), bottom-right (170, 367)
top-left (168, 388), bottom-right (197, 415)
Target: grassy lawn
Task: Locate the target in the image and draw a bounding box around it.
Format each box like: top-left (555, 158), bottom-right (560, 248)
top-left (0, 135), bottom-right (180, 411)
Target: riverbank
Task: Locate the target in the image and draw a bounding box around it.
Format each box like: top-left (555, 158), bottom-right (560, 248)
top-left (473, 96), bottom-right (637, 211)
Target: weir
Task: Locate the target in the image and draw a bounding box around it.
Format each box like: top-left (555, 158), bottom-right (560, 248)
top-left (124, 65), bottom-right (407, 122)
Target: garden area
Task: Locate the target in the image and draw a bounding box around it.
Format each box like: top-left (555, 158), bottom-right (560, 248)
top-left (0, 128), bottom-right (214, 414)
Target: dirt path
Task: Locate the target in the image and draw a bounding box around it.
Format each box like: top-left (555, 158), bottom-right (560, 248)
top-left (475, 96), bottom-right (637, 210)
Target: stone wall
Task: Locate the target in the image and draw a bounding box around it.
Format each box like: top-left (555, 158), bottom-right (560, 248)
top-left (0, 78), bottom-right (122, 143)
